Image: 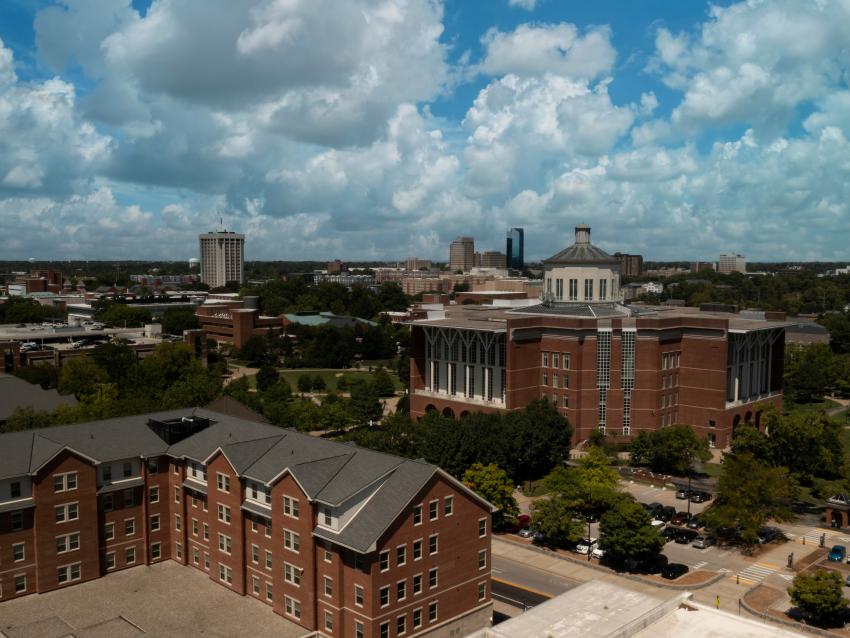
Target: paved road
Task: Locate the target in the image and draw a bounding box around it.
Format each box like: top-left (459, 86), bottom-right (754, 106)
top-left (491, 555), bottom-right (578, 608)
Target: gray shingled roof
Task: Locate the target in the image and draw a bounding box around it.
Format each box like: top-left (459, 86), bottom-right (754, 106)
top-left (0, 408), bottom-right (493, 553)
top-left (313, 459), bottom-right (437, 553)
top-left (0, 374), bottom-right (78, 421)
top-left (543, 240), bottom-right (618, 266)
top-left (512, 302), bottom-right (634, 318)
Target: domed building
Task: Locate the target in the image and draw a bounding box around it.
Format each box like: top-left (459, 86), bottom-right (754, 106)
top-left (542, 224), bottom-right (622, 304)
top-left (408, 223), bottom-right (789, 448)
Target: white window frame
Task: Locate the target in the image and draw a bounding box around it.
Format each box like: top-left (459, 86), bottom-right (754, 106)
top-left (216, 472), bottom-right (230, 493)
top-left (149, 486), bottom-right (159, 503)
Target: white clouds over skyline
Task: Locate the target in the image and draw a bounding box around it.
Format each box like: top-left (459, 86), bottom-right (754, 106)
top-left (0, 0), bottom-right (849, 261)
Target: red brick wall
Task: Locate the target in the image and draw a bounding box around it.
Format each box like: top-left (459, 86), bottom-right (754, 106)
top-left (32, 452), bottom-right (99, 593)
top-left (0, 507), bottom-right (36, 600)
top-left (206, 453), bottom-right (246, 596)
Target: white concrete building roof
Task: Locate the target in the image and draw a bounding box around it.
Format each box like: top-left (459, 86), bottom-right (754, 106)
top-left (468, 581), bottom-right (806, 638)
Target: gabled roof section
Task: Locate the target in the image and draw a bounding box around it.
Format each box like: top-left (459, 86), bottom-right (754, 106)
top-left (289, 453), bottom-right (355, 497)
top-left (314, 450), bottom-right (404, 506)
top-left (28, 434), bottom-right (67, 473)
top-left (313, 460), bottom-right (436, 553)
top-left (166, 412), bottom-right (282, 461)
top-left (216, 435), bottom-right (285, 474)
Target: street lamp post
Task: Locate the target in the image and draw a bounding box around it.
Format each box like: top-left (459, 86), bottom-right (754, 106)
top-left (587, 518), bottom-right (592, 562)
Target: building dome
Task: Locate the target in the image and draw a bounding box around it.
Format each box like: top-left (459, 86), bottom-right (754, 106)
top-left (544, 225), bottom-right (619, 266)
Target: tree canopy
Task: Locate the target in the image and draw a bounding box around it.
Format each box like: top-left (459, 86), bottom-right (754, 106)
top-left (703, 452), bottom-right (797, 547)
top-left (598, 500), bottom-right (665, 564)
top-left (462, 463), bottom-right (518, 527)
top-left (629, 424), bottom-right (711, 475)
top-left (788, 570), bottom-right (848, 625)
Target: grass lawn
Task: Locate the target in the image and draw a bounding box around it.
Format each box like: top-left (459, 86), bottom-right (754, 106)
top-left (782, 398), bottom-right (840, 417)
top-left (699, 462), bottom-right (724, 479)
top-left (273, 368), bottom-right (403, 393)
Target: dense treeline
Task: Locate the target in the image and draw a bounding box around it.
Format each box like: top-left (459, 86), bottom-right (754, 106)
top-left (627, 270), bottom-right (850, 315)
top-left (238, 279), bottom-right (409, 318)
top-left (0, 297), bottom-right (63, 324)
top-left (342, 400), bottom-right (573, 482)
top-left (2, 342), bottom-right (223, 433)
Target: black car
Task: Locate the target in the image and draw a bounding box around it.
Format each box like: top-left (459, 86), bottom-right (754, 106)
top-left (662, 526), bottom-right (679, 542)
top-left (690, 491), bottom-right (711, 503)
top-left (659, 506), bottom-right (676, 522)
top-left (661, 563), bottom-right (689, 580)
top-left (625, 553), bottom-right (668, 574)
top-left (647, 502), bottom-right (664, 515)
top-left (675, 529), bottom-right (699, 544)
top-left (686, 515), bottom-right (704, 530)
top-left (671, 511), bottom-right (691, 526)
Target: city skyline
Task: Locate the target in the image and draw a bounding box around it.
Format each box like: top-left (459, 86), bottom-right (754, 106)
top-left (0, 1), bottom-right (849, 262)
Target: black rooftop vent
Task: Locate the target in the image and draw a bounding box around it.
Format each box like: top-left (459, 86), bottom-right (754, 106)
top-left (148, 415), bottom-right (212, 445)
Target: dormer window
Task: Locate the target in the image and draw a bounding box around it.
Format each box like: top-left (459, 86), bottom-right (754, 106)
top-left (10, 481), bottom-right (21, 498)
top-left (321, 507), bottom-right (333, 527)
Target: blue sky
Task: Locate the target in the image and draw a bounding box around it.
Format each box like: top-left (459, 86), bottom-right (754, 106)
top-left (0, 0), bottom-right (848, 262)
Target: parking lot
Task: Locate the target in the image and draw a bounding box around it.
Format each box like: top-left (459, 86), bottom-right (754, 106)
top-left (0, 561), bottom-right (307, 638)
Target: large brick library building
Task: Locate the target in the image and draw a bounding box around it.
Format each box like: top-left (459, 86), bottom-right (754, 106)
top-left (409, 226), bottom-right (787, 449)
top-left (0, 410), bottom-right (494, 638)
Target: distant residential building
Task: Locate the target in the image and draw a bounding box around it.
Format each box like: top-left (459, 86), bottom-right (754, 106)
top-left (195, 299), bottom-right (283, 349)
top-left (613, 252), bottom-right (643, 277)
top-left (644, 281), bottom-right (664, 294)
top-left (405, 257), bottom-right (431, 271)
top-left (129, 274), bottom-right (197, 286)
top-left (480, 251), bottom-right (507, 269)
top-left (690, 261), bottom-right (717, 273)
top-left (313, 272), bottom-right (375, 288)
top-left (326, 259), bottom-right (343, 274)
top-left (449, 237), bottom-right (475, 272)
top-left (199, 231), bottom-right (245, 288)
top-left (718, 253), bottom-right (746, 274)
top-left (506, 227), bottom-right (524, 271)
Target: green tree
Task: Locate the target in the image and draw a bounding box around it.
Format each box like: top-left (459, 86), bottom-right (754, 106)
top-left (820, 311), bottom-right (850, 354)
top-left (530, 495), bottom-right (584, 548)
top-left (462, 463), bottom-right (518, 527)
top-left (263, 378), bottom-right (292, 404)
top-left (377, 282), bottom-right (409, 312)
top-left (240, 335), bottom-right (271, 367)
top-left (255, 366), bottom-right (279, 392)
top-left (13, 365), bottom-right (58, 389)
top-left (312, 375), bottom-right (327, 391)
top-left (788, 570), bottom-right (848, 625)
top-left (162, 372), bottom-right (221, 409)
top-left (628, 424), bottom-right (711, 475)
top-left (297, 374), bottom-right (313, 393)
top-left (1, 407), bottom-right (54, 433)
top-left (785, 343), bottom-right (838, 403)
top-left (91, 342), bottom-right (137, 383)
top-left (348, 379), bottom-right (384, 424)
top-left (58, 358), bottom-right (109, 399)
top-left (160, 308), bottom-right (200, 336)
top-left (703, 453), bottom-right (797, 548)
top-left (372, 367), bottom-right (396, 397)
top-left (598, 500), bottom-right (665, 565)
top-left (97, 303), bottom-right (152, 327)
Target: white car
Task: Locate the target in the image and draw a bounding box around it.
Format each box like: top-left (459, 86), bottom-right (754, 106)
top-left (575, 537), bottom-right (598, 554)
top-left (591, 546), bottom-right (605, 559)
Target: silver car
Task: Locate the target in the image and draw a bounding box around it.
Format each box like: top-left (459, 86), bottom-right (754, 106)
top-left (692, 535), bottom-right (715, 549)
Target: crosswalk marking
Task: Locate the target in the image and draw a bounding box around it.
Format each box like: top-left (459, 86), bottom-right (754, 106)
top-left (691, 561), bottom-right (708, 570)
top-left (789, 528), bottom-right (836, 545)
top-left (730, 561), bottom-right (780, 585)
top-left (778, 573), bottom-right (794, 581)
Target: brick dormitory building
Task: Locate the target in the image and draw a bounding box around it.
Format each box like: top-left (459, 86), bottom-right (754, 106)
top-left (409, 225), bottom-right (788, 449)
top-left (0, 409), bottom-right (494, 637)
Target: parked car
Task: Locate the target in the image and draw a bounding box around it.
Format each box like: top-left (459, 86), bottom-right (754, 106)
top-left (517, 528), bottom-right (534, 539)
top-left (661, 563), bottom-right (689, 580)
top-left (692, 535), bottom-right (715, 549)
top-left (671, 511), bottom-right (691, 526)
top-left (828, 545), bottom-right (847, 562)
top-left (845, 573), bottom-right (850, 587)
top-left (625, 554), bottom-right (668, 574)
top-left (662, 526), bottom-right (679, 543)
top-left (675, 529), bottom-right (699, 544)
top-left (575, 537), bottom-right (598, 554)
top-left (757, 527), bottom-right (783, 545)
top-left (686, 515), bottom-right (704, 530)
top-left (647, 502), bottom-right (664, 514)
top-left (659, 506), bottom-right (676, 522)
top-left (507, 514), bottom-right (531, 533)
top-left (591, 546), bottom-right (605, 559)
top-left (675, 488), bottom-right (691, 500)
top-left (690, 491), bottom-right (712, 503)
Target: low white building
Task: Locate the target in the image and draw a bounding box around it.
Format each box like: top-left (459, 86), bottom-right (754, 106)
top-left (468, 580), bottom-right (807, 638)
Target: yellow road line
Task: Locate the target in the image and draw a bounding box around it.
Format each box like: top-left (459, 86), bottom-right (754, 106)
top-left (491, 577), bottom-right (553, 600)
